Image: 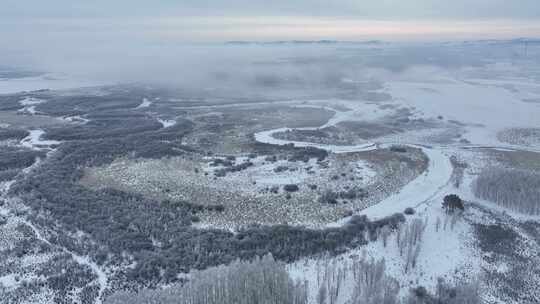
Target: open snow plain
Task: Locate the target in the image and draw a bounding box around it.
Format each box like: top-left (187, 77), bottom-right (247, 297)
top-left (1, 41), bottom-right (540, 303)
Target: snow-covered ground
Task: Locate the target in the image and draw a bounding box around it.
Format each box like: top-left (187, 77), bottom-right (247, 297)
top-left (387, 78), bottom-right (540, 148)
top-left (329, 146), bottom-right (452, 228)
top-left (157, 118), bottom-right (176, 128)
top-left (251, 69), bottom-right (540, 303)
top-left (135, 98), bottom-right (152, 109)
top-left (19, 97), bottom-right (46, 106)
top-left (289, 202), bottom-right (481, 303)
top-left (20, 129), bottom-right (61, 150)
top-left (16, 97), bottom-right (47, 115)
top-left (60, 115), bottom-right (90, 124)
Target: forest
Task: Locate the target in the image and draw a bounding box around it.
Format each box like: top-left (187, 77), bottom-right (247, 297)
top-left (473, 167), bottom-right (540, 215)
top-left (105, 254), bottom-right (481, 304)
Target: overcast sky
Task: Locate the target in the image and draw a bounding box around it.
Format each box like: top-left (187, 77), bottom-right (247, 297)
top-left (3, 0), bottom-right (540, 43)
top-left (2, 1), bottom-right (539, 78)
top-left (3, 0), bottom-right (540, 19)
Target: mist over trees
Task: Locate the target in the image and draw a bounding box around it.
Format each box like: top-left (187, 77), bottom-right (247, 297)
top-left (473, 168), bottom-right (540, 215)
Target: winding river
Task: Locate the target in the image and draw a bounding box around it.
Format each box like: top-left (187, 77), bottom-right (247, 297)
top-left (253, 106), bottom-right (454, 221)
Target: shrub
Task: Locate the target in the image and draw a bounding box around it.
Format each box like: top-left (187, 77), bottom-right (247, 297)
top-left (404, 207), bottom-right (415, 215)
top-left (283, 184), bottom-right (300, 192)
top-left (390, 145), bottom-right (407, 153)
top-left (319, 190), bottom-right (339, 205)
top-left (442, 194), bottom-right (464, 214)
top-left (406, 279), bottom-right (481, 304)
top-left (264, 155), bottom-right (277, 162)
top-left (274, 166), bottom-right (289, 173)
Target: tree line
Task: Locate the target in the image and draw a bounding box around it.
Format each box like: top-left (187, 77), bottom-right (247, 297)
top-left (473, 167), bottom-right (540, 215)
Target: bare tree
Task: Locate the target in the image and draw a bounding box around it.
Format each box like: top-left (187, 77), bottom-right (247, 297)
top-left (349, 257), bottom-right (400, 304)
top-left (397, 218), bottom-right (427, 273)
top-left (380, 226), bottom-right (391, 248)
top-left (316, 258), bottom-right (346, 304)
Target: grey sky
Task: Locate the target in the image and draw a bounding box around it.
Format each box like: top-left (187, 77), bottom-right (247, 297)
top-left (3, 0), bottom-right (540, 19)
top-left (2, 0), bottom-right (539, 78)
top-left (3, 1), bottom-right (540, 43)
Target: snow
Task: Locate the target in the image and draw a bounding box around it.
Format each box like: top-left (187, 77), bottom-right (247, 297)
top-left (255, 127), bottom-right (378, 153)
top-left (0, 274), bottom-right (18, 289)
top-left (386, 79), bottom-right (540, 147)
top-left (249, 92), bottom-right (484, 302)
top-left (158, 118), bottom-right (176, 128)
top-left (360, 147), bottom-right (451, 219)
top-left (18, 105), bottom-right (39, 115)
top-left (20, 129), bottom-right (61, 150)
top-left (353, 160), bottom-right (376, 180)
top-left (19, 97), bottom-right (46, 106)
top-left (61, 115), bottom-right (90, 124)
top-left (136, 98), bottom-right (152, 109)
top-left (289, 179), bottom-right (481, 303)
top-left (16, 97), bottom-right (47, 115)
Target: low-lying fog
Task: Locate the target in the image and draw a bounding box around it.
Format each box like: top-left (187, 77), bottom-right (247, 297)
top-left (2, 40), bottom-right (539, 98)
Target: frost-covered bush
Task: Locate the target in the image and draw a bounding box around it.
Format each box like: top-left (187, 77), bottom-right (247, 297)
top-left (404, 207), bottom-right (415, 215)
top-left (319, 190), bottom-right (339, 204)
top-left (473, 168), bottom-right (540, 215)
top-left (442, 194), bottom-right (464, 214)
top-left (105, 254), bottom-right (308, 304)
top-left (390, 145), bottom-right (407, 153)
top-left (284, 184), bottom-right (300, 192)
